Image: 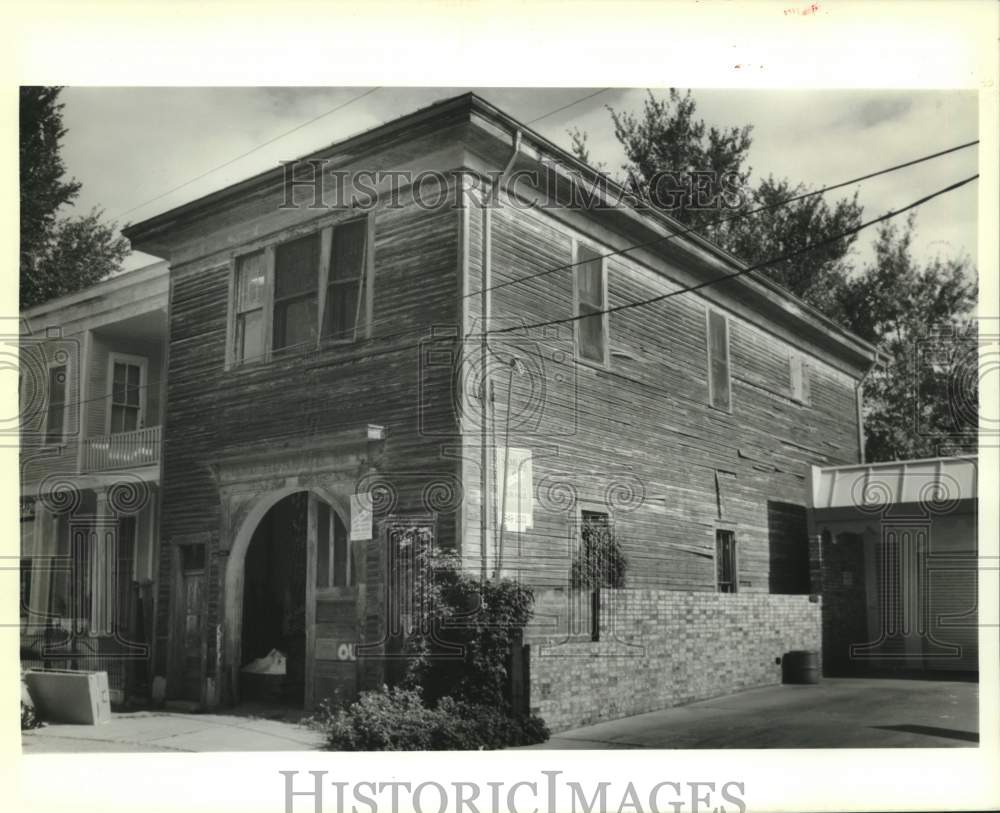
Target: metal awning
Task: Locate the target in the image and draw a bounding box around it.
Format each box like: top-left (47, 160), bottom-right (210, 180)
top-left (810, 455), bottom-right (977, 511)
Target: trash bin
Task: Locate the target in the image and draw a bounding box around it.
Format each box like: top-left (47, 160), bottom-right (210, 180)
top-left (781, 650), bottom-right (820, 684)
top-left (23, 669), bottom-right (112, 724)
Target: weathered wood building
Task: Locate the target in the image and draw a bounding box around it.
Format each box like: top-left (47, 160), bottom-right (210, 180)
top-left (122, 93), bottom-right (878, 712)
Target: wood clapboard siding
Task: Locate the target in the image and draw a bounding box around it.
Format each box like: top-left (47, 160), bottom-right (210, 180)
top-left (466, 198), bottom-right (861, 592)
top-left (156, 184), bottom-right (462, 677)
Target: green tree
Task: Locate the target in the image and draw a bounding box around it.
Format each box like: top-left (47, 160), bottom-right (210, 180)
top-left (20, 86), bottom-right (128, 308)
top-left (841, 216), bottom-right (978, 461)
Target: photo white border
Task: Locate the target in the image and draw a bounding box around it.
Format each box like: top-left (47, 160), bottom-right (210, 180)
top-left (2, 2), bottom-right (997, 812)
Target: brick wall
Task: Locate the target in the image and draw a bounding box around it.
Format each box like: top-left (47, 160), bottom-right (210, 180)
top-left (525, 588), bottom-right (821, 732)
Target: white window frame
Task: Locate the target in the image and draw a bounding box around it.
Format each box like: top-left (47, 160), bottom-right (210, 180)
top-left (225, 213), bottom-right (372, 369)
top-left (43, 359), bottom-right (71, 446)
top-left (106, 352), bottom-right (149, 435)
top-left (571, 238), bottom-right (610, 367)
top-left (705, 308), bottom-right (732, 412)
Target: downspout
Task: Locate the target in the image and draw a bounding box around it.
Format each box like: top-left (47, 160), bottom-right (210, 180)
top-left (480, 129), bottom-right (523, 581)
top-left (855, 362), bottom-right (877, 464)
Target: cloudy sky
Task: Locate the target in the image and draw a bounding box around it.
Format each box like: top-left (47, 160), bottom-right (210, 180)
top-left (58, 87), bottom-right (979, 274)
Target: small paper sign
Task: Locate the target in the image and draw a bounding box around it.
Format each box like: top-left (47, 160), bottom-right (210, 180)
top-left (350, 492), bottom-right (373, 541)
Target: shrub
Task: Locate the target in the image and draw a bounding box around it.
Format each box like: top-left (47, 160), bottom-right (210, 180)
top-left (400, 548), bottom-right (536, 709)
top-left (308, 685), bottom-right (548, 751)
top-left (571, 519), bottom-right (627, 589)
top-left (21, 700), bottom-right (42, 731)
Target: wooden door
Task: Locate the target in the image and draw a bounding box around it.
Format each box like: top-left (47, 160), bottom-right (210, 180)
top-left (178, 545), bottom-right (206, 700)
top-left (306, 496), bottom-right (361, 708)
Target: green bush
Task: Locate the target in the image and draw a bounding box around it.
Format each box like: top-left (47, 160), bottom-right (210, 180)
top-left (308, 685), bottom-right (548, 751)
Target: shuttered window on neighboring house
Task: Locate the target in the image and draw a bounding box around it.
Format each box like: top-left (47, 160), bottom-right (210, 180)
top-left (234, 250), bottom-right (267, 364)
top-left (716, 529), bottom-right (737, 593)
top-left (273, 233), bottom-right (320, 351)
top-left (707, 310), bottom-right (731, 411)
top-left (575, 243), bottom-right (607, 363)
top-left (44, 364), bottom-right (67, 445)
top-left (322, 218), bottom-right (366, 342)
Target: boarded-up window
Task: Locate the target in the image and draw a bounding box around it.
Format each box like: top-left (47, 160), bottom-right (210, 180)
top-left (322, 219), bottom-right (366, 342)
top-left (716, 529), bottom-right (737, 593)
top-left (707, 310), bottom-right (730, 410)
top-left (234, 251), bottom-right (266, 363)
top-left (44, 364), bottom-right (67, 445)
top-left (273, 233), bottom-right (320, 351)
top-left (575, 244), bottom-right (606, 363)
top-left (789, 354), bottom-right (810, 403)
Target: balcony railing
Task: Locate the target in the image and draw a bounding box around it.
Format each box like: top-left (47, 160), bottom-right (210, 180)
top-left (80, 426), bottom-right (161, 473)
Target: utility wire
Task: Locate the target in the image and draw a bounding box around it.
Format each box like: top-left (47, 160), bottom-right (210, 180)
top-left (525, 89), bottom-right (611, 125)
top-left (484, 174), bottom-right (979, 338)
top-left (33, 170), bottom-right (977, 411)
top-left (463, 138), bottom-right (979, 301)
top-left (111, 87), bottom-right (382, 221)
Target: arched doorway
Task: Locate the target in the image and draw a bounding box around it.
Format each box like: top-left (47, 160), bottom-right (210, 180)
top-left (221, 485), bottom-right (360, 709)
top-left (239, 492), bottom-right (309, 706)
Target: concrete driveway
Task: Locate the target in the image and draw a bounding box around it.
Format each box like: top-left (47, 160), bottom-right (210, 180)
top-left (519, 678), bottom-right (978, 749)
top-left (21, 710), bottom-right (326, 753)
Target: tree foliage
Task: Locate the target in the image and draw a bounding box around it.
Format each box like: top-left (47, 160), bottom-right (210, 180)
top-left (841, 216), bottom-right (978, 461)
top-left (20, 86), bottom-right (129, 309)
top-left (572, 89), bottom-right (978, 460)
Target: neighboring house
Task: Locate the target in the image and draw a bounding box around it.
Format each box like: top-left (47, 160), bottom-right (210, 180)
top-left (810, 455), bottom-right (978, 677)
top-left (121, 92), bottom-right (879, 718)
top-left (19, 261), bottom-right (169, 705)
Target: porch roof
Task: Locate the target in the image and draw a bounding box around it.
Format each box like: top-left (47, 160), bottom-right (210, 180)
top-left (809, 455), bottom-right (977, 512)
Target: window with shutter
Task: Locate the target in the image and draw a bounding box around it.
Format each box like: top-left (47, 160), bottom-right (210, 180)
top-left (322, 218), bottom-right (366, 342)
top-left (575, 243), bottom-right (607, 363)
top-left (707, 310), bottom-right (731, 410)
top-left (44, 364), bottom-right (68, 445)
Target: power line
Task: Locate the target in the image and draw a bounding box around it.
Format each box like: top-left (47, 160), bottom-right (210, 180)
top-left (525, 89), bottom-right (611, 125)
top-left (463, 138), bottom-right (979, 301)
top-left (111, 87), bottom-right (382, 221)
top-left (484, 173), bottom-right (979, 338)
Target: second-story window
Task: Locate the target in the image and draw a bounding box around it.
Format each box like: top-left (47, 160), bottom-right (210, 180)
top-left (229, 216), bottom-right (370, 367)
top-left (707, 309), bottom-right (731, 411)
top-left (234, 251), bottom-right (266, 364)
top-left (44, 364), bottom-right (67, 445)
top-left (109, 358), bottom-right (144, 433)
top-left (322, 219), bottom-right (366, 342)
top-left (273, 233), bottom-right (320, 352)
top-left (575, 243), bottom-right (607, 364)
top-left (789, 353), bottom-right (810, 403)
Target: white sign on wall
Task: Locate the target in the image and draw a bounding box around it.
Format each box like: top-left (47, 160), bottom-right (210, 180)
top-left (350, 492), bottom-right (373, 541)
top-left (495, 447), bottom-right (533, 533)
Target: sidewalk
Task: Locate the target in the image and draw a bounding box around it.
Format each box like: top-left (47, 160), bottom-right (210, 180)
top-left (517, 677), bottom-right (979, 749)
top-left (21, 710), bottom-right (326, 753)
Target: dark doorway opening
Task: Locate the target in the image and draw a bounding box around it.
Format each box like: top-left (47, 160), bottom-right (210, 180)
top-left (241, 492), bottom-right (308, 707)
